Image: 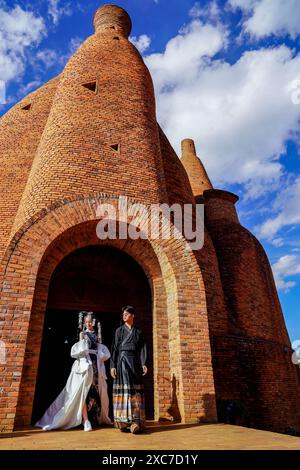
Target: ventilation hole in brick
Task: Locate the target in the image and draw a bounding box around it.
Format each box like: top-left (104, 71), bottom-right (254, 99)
top-left (82, 81), bottom-right (97, 93)
top-left (113, 37), bottom-right (120, 41)
top-left (21, 103), bottom-right (32, 111)
top-left (110, 143), bottom-right (120, 153)
top-left (110, 26), bottom-right (116, 30)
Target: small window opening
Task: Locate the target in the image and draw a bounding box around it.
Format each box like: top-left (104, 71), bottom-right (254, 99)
top-left (113, 37), bottom-right (120, 41)
top-left (82, 81), bottom-right (97, 93)
top-left (110, 143), bottom-right (120, 153)
top-left (21, 103), bottom-right (32, 111)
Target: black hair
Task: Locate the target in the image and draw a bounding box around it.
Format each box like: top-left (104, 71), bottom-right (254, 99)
top-left (121, 305), bottom-right (135, 315)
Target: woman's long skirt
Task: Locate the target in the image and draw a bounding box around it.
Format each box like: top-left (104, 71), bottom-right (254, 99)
top-left (86, 356), bottom-right (101, 427)
top-left (113, 351), bottom-right (145, 428)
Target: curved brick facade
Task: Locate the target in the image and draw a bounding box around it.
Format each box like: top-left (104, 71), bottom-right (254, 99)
top-left (12, 17), bottom-right (167, 236)
top-left (0, 4), bottom-right (299, 435)
top-left (0, 76), bottom-right (60, 259)
top-left (203, 189), bottom-right (300, 433)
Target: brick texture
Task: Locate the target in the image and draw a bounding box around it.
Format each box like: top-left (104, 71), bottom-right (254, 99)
top-left (181, 139), bottom-right (213, 197)
top-left (0, 76), bottom-right (60, 259)
top-left (203, 189), bottom-right (300, 434)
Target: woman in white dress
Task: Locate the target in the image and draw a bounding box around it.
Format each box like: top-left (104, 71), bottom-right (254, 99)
top-left (35, 311), bottom-right (112, 432)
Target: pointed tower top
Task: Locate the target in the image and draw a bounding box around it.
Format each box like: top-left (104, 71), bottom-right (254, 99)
top-left (181, 138), bottom-right (213, 198)
top-left (93, 4), bottom-right (132, 38)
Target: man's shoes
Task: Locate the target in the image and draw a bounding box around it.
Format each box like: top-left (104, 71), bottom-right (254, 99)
top-left (118, 422), bottom-right (130, 432)
top-left (120, 427), bottom-right (130, 432)
top-left (83, 420), bottom-right (92, 432)
top-left (130, 423), bottom-right (141, 434)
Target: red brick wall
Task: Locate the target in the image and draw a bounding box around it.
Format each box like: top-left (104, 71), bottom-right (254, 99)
top-left (0, 195), bottom-right (217, 431)
top-left (181, 139), bottom-right (213, 197)
top-left (0, 76), bottom-right (59, 259)
top-left (12, 27), bottom-right (168, 238)
top-left (158, 126), bottom-right (195, 207)
top-left (0, 6), bottom-right (217, 432)
top-left (204, 189), bottom-right (300, 434)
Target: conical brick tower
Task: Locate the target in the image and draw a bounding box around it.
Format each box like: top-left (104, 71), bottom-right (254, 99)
top-left (12, 5), bottom-right (169, 237)
top-left (181, 138), bottom-right (213, 198)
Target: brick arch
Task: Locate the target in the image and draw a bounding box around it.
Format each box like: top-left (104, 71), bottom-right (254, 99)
top-left (0, 194), bottom-right (217, 432)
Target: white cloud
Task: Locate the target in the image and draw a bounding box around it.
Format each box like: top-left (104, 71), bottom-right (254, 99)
top-left (189, 2), bottom-right (204, 18)
top-left (229, 0), bottom-right (258, 10)
top-left (146, 20), bottom-right (228, 90)
top-left (256, 177), bottom-right (300, 241)
top-left (48, 0), bottom-right (72, 26)
top-left (0, 5), bottom-right (46, 83)
top-left (229, 0), bottom-right (300, 39)
top-left (271, 237), bottom-right (285, 248)
top-left (33, 36), bottom-right (83, 73)
top-left (144, 19), bottom-right (300, 197)
top-left (68, 36), bottom-right (83, 55)
top-left (36, 49), bottom-right (58, 68)
top-left (0, 79), bottom-right (6, 104)
top-left (130, 34), bottom-right (151, 54)
top-left (189, 1), bottom-right (221, 22)
top-left (19, 80), bottom-right (42, 97)
top-left (272, 254), bottom-right (300, 292)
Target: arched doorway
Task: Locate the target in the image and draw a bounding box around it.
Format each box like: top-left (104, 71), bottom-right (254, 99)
top-left (1, 196), bottom-right (217, 433)
top-left (32, 245), bottom-right (153, 425)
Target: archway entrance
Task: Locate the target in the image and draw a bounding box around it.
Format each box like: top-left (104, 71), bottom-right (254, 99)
top-left (32, 245), bottom-right (153, 425)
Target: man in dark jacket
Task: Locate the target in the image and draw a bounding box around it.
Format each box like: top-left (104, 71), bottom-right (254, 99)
top-left (110, 305), bottom-right (147, 434)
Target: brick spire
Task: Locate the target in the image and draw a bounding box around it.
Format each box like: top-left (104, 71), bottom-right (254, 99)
top-left (11, 3), bottom-right (168, 235)
top-left (181, 138), bottom-right (213, 198)
top-left (93, 4), bottom-right (132, 37)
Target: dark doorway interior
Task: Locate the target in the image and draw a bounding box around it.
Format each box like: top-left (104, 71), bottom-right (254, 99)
top-left (32, 245), bottom-right (153, 425)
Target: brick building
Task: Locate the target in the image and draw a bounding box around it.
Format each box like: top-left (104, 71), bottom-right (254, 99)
top-left (0, 5), bottom-right (299, 434)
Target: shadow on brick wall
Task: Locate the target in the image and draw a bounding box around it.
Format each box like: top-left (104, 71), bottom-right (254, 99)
top-left (167, 374), bottom-right (182, 422)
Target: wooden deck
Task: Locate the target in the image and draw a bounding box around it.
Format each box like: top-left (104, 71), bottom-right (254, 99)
top-left (0, 422), bottom-right (299, 450)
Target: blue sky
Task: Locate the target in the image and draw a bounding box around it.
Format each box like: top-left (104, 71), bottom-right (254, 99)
top-left (0, 0), bottom-right (299, 342)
